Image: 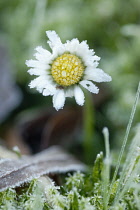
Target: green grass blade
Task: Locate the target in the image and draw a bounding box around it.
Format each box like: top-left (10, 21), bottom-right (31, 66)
top-left (109, 82), bottom-right (140, 204)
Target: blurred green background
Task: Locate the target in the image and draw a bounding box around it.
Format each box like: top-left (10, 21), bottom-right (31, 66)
top-left (0, 0), bottom-right (140, 163)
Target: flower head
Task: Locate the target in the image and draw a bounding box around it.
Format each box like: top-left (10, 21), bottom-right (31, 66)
top-left (26, 31), bottom-right (112, 110)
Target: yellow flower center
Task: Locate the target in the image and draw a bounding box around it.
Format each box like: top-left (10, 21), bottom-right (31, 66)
top-left (51, 53), bottom-right (84, 86)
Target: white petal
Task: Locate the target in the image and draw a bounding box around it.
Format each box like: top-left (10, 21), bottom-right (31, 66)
top-left (46, 31), bottom-right (62, 49)
top-left (77, 41), bottom-right (100, 67)
top-left (43, 84), bottom-right (57, 96)
top-left (34, 46), bottom-right (52, 64)
top-left (53, 90), bottom-right (65, 111)
top-left (79, 40), bottom-right (90, 51)
top-left (80, 80), bottom-right (99, 94)
top-left (93, 55), bottom-right (100, 61)
top-left (77, 41), bottom-right (94, 58)
top-left (29, 75), bottom-right (52, 93)
top-left (84, 68), bottom-right (112, 83)
top-left (26, 59), bottom-right (47, 69)
top-left (42, 89), bottom-right (51, 96)
top-left (65, 38), bottom-right (80, 54)
top-left (74, 86), bottom-right (85, 106)
top-left (34, 52), bottom-right (51, 64)
top-left (29, 77), bottom-right (41, 89)
top-left (51, 46), bottom-right (66, 59)
top-left (28, 68), bottom-right (46, 76)
top-left (46, 31), bottom-right (66, 57)
top-left (35, 46), bottom-right (51, 57)
top-left (65, 87), bottom-right (74, 97)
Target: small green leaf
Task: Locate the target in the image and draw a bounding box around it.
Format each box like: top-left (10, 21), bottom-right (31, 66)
top-left (92, 152), bottom-right (103, 183)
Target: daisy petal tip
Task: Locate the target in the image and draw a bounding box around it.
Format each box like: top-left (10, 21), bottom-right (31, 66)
top-left (103, 74), bottom-right (112, 82)
top-left (108, 75), bottom-right (112, 82)
top-left (55, 106), bottom-right (64, 111)
top-left (54, 103), bottom-right (64, 111)
top-left (46, 30), bottom-right (60, 42)
top-left (80, 80), bottom-right (99, 94)
top-left (28, 82), bottom-right (33, 89)
top-left (78, 100), bottom-right (85, 106)
top-left (27, 69), bottom-right (32, 75)
top-left (74, 86), bottom-right (85, 106)
top-left (93, 87), bottom-right (99, 94)
top-left (35, 45), bottom-right (41, 50)
top-left (46, 30), bottom-right (51, 37)
top-left (95, 89), bottom-right (99, 94)
top-left (53, 90), bottom-right (65, 111)
top-left (94, 55), bottom-right (100, 61)
top-left (42, 89), bottom-right (50, 97)
top-left (25, 60), bottom-right (29, 66)
top-left (46, 30), bottom-right (55, 36)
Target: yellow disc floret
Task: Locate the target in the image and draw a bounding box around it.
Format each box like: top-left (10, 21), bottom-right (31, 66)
top-left (51, 53), bottom-right (84, 86)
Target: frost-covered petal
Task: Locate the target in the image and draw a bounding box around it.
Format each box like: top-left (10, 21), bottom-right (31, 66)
top-left (34, 46), bottom-right (52, 64)
top-left (74, 86), bottom-right (85, 106)
top-left (29, 77), bottom-right (43, 89)
top-left (65, 38), bottom-right (80, 54)
top-left (65, 87), bottom-right (74, 98)
top-left (46, 31), bottom-right (66, 57)
top-left (46, 31), bottom-right (62, 49)
top-left (53, 90), bottom-right (65, 110)
top-left (80, 80), bottom-right (99, 94)
top-left (77, 41), bottom-right (100, 67)
top-left (76, 40), bottom-right (94, 58)
top-left (28, 68), bottom-right (47, 76)
top-left (43, 84), bottom-right (57, 96)
top-left (84, 68), bottom-right (112, 82)
top-left (34, 52), bottom-right (50, 64)
top-left (29, 75), bottom-right (52, 93)
top-left (35, 46), bottom-right (51, 57)
top-left (26, 59), bottom-right (47, 69)
top-left (42, 89), bottom-right (52, 96)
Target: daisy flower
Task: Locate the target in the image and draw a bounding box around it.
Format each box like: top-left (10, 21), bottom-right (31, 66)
top-left (26, 30), bottom-right (112, 110)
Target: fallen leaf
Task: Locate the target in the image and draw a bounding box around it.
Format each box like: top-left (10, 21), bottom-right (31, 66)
top-left (0, 146), bottom-right (85, 192)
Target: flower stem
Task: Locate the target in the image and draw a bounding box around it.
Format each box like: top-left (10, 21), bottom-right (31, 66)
top-left (83, 91), bottom-right (94, 163)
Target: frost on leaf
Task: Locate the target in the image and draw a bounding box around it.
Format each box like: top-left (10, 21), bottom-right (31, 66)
top-left (92, 152), bottom-right (103, 183)
top-left (0, 146), bottom-right (85, 192)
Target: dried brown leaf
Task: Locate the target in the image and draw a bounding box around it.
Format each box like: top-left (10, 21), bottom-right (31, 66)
top-left (0, 146), bottom-right (85, 192)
